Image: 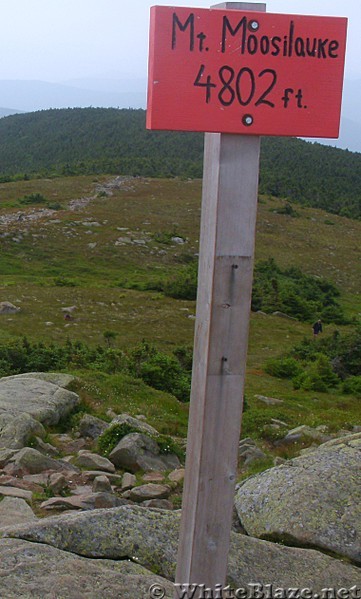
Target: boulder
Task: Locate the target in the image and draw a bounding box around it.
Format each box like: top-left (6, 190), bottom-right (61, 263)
top-left (235, 433), bottom-right (361, 564)
top-left (0, 375), bottom-right (79, 427)
top-left (109, 413), bottom-right (159, 436)
top-left (48, 473), bottom-right (68, 495)
top-left (238, 438), bottom-right (267, 466)
top-left (0, 413), bottom-right (45, 450)
top-left (72, 451), bottom-right (115, 473)
top-left (0, 302), bottom-right (20, 314)
top-left (0, 448), bottom-right (17, 468)
top-left (32, 436), bottom-right (59, 457)
top-left (142, 499), bottom-right (174, 510)
top-left (282, 424), bottom-right (331, 444)
top-left (124, 483), bottom-right (171, 502)
top-left (0, 497), bottom-right (36, 530)
top-left (3, 506), bottom-right (359, 589)
top-left (168, 468), bottom-right (185, 484)
top-left (4, 372), bottom-right (76, 388)
top-left (0, 538), bottom-right (173, 599)
top-left (121, 472), bottom-right (137, 491)
top-left (11, 447), bottom-right (78, 475)
top-left (92, 475), bottom-right (112, 494)
top-left (77, 414), bottom-right (108, 440)
top-left (0, 486), bottom-right (33, 501)
top-left (109, 433), bottom-right (180, 472)
top-left (82, 470), bottom-right (123, 484)
top-left (40, 493), bottom-right (127, 511)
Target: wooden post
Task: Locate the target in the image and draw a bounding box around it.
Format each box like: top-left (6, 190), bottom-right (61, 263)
top-left (174, 2), bottom-right (265, 594)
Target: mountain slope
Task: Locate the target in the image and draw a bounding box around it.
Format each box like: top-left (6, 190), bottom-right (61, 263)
top-left (0, 107), bottom-right (360, 218)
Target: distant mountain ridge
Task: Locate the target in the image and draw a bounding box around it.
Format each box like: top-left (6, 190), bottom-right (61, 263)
top-left (0, 79), bottom-right (145, 113)
top-left (0, 107), bottom-right (359, 219)
top-left (0, 107), bottom-right (24, 118)
top-left (0, 76), bottom-right (359, 152)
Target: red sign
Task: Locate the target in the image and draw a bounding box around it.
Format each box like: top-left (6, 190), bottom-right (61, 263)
top-left (147, 6), bottom-right (347, 137)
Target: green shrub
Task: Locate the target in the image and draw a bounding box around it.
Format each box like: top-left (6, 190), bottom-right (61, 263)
top-left (127, 341), bottom-right (191, 402)
top-left (53, 276), bottom-right (77, 287)
top-left (292, 354), bottom-right (339, 392)
top-left (162, 261), bottom-right (197, 300)
top-left (342, 376), bottom-right (361, 397)
top-left (251, 258), bottom-right (346, 323)
top-left (19, 192), bottom-right (47, 205)
top-left (265, 357), bottom-right (303, 379)
top-left (154, 434), bottom-right (185, 460)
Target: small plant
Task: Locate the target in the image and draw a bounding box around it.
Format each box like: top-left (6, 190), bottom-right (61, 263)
top-left (103, 330), bottom-right (118, 348)
top-left (272, 203), bottom-right (299, 217)
top-left (19, 192), bottom-right (47, 205)
top-left (151, 434), bottom-right (185, 460)
top-left (97, 423), bottom-right (140, 456)
top-left (53, 276), bottom-right (77, 287)
top-left (153, 228), bottom-right (184, 245)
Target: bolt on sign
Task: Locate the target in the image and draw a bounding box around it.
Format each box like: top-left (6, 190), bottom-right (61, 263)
top-left (147, 6), bottom-right (347, 137)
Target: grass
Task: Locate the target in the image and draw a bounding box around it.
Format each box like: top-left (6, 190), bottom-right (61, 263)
top-left (0, 174), bottom-right (360, 467)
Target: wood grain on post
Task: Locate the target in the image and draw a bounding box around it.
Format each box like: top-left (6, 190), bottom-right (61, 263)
top-left (175, 2), bottom-right (265, 594)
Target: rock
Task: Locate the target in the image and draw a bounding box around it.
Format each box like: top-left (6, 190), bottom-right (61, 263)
top-left (235, 433), bottom-right (361, 564)
top-left (48, 473), bottom-right (68, 495)
top-left (82, 471), bottom-right (123, 484)
top-left (0, 497), bottom-right (36, 530)
top-left (77, 414), bottom-right (108, 440)
top-left (50, 433), bottom-right (87, 454)
top-left (5, 372), bottom-right (76, 388)
top-left (109, 413), bottom-right (159, 436)
top-left (4, 506), bottom-right (359, 589)
top-left (109, 433), bottom-right (180, 473)
top-left (0, 538), bottom-right (173, 599)
top-left (0, 486), bottom-right (33, 501)
top-left (142, 499), bottom-right (173, 509)
top-left (272, 311), bottom-right (297, 320)
top-left (0, 375), bottom-right (79, 427)
top-left (124, 483), bottom-right (171, 503)
top-left (61, 305), bottom-right (77, 313)
top-left (32, 436), bottom-right (59, 457)
top-left (0, 475), bottom-right (43, 494)
top-left (0, 448), bottom-right (17, 468)
top-left (121, 472), bottom-right (137, 491)
top-left (283, 424), bottom-right (331, 443)
top-left (239, 438), bottom-right (267, 466)
top-left (142, 471), bottom-right (165, 483)
top-left (11, 447), bottom-right (78, 475)
top-left (92, 475), bottom-right (112, 494)
top-left (168, 468), bottom-right (185, 483)
top-left (0, 302), bottom-right (20, 314)
top-left (254, 394), bottom-right (284, 405)
top-left (72, 451), bottom-right (115, 473)
top-left (0, 413), bottom-right (45, 450)
top-left (40, 493), bottom-right (127, 511)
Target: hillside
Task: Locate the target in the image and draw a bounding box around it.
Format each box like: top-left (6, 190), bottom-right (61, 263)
top-left (0, 108), bottom-right (360, 218)
top-left (0, 174), bottom-right (359, 468)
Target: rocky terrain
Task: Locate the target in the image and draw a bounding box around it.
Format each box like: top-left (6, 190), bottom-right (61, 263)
top-left (0, 372), bottom-right (359, 597)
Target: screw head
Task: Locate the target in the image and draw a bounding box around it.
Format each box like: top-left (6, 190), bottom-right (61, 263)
top-left (249, 20), bottom-right (259, 31)
top-left (242, 114), bottom-right (254, 126)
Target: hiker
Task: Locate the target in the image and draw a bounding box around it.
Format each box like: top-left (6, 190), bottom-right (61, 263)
top-left (312, 319), bottom-right (323, 337)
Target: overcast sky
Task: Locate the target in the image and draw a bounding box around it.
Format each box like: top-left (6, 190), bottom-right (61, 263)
top-left (0, 0), bottom-right (359, 82)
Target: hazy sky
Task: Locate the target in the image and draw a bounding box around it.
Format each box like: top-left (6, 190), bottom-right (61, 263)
top-left (0, 0), bottom-right (359, 82)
